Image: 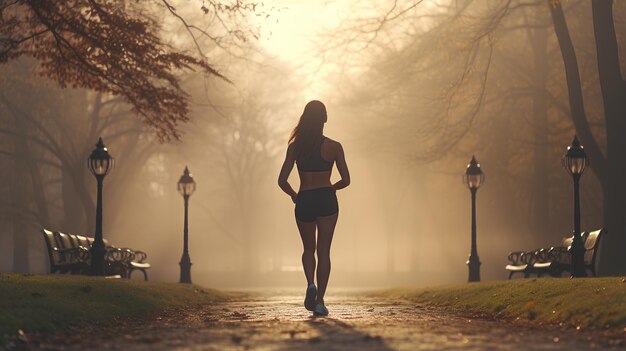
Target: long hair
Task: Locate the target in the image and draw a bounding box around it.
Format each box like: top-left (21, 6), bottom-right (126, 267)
top-left (289, 100), bottom-right (327, 161)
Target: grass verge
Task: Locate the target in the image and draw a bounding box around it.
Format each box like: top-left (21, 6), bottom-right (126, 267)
top-left (380, 277), bottom-right (626, 330)
top-left (0, 273), bottom-right (231, 335)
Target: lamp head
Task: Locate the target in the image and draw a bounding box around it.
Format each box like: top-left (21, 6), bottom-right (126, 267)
top-left (463, 155), bottom-right (484, 190)
top-left (177, 166), bottom-right (196, 197)
top-left (88, 137), bottom-right (114, 177)
top-left (562, 135), bottom-right (587, 176)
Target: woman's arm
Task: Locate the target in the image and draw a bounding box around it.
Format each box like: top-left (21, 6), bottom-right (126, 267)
top-left (333, 143), bottom-right (350, 190)
top-left (278, 143), bottom-right (298, 202)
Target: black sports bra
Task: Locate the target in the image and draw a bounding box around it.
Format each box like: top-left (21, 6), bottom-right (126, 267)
top-left (297, 137), bottom-right (333, 172)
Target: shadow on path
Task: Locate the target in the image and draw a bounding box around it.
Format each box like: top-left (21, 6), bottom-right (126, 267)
top-left (277, 316), bottom-right (395, 351)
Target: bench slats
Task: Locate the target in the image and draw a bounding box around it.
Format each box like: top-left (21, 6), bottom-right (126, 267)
top-left (42, 229), bottom-right (150, 280)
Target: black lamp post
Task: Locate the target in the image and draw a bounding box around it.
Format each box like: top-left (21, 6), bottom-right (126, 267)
top-left (178, 166), bottom-right (196, 284)
top-left (87, 137), bottom-right (114, 276)
top-left (562, 136), bottom-right (587, 277)
top-left (463, 156), bottom-right (484, 282)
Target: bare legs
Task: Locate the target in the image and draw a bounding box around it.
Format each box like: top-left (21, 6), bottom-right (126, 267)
top-left (296, 220), bottom-right (316, 285)
top-left (315, 213), bottom-right (337, 303)
top-left (296, 213), bottom-right (338, 304)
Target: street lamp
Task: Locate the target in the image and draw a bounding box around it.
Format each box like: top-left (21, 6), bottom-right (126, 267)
top-left (562, 135), bottom-right (587, 277)
top-left (87, 137), bottom-right (114, 276)
top-left (463, 156), bottom-right (484, 282)
top-left (178, 166), bottom-right (196, 284)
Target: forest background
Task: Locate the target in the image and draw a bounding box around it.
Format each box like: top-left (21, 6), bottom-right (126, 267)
top-left (1, 0), bottom-right (624, 286)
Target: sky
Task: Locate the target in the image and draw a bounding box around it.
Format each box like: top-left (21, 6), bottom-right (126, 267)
top-left (254, 1), bottom-right (354, 98)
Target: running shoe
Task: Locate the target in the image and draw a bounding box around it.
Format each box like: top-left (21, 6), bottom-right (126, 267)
top-left (304, 284), bottom-right (317, 311)
top-left (314, 302), bottom-right (328, 316)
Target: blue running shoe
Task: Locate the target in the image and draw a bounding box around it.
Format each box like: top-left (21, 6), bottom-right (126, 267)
top-left (304, 284), bottom-right (317, 311)
top-left (314, 302), bottom-right (328, 316)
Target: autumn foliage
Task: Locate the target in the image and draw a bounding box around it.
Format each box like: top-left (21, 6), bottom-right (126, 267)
top-left (0, 0), bottom-right (229, 141)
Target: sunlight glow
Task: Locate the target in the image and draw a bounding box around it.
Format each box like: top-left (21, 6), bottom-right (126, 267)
top-left (256, 1), bottom-right (352, 98)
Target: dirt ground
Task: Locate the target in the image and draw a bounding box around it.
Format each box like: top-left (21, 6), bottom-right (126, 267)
top-left (22, 289), bottom-right (626, 350)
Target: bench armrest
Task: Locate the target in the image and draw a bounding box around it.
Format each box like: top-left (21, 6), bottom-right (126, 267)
top-left (507, 251), bottom-right (525, 265)
top-left (548, 246), bottom-right (571, 264)
top-left (521, 249), bottom-right (541, 265)
top-left (132, 250), bottom-right (148, 263)
top-left (52, 246), bottom-right (90, 264)
top-left (533, 248), bottom-right (552, 263)
top-left (105, 247), bottom-right (135, 263)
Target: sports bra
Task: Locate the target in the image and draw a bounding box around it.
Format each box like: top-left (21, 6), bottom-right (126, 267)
top-left (297, 137), bottom-right (333, 172)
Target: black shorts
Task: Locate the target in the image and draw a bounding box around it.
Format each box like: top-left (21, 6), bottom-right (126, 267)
top-left (295, 187), bottom-right (339, 222)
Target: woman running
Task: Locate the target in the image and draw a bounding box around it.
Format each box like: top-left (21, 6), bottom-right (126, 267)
top-left (278, 100), bottom-right (350, 316)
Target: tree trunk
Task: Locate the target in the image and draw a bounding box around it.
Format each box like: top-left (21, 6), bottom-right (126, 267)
top-left (529, 23), bottom-right (551, 242)
top-left (2, 93), bottom-right (51, 229)
top-left (18, 133), bottom-right (50, 229)
top-left (591, 0), bottom-right (626, 276)
top-left (11, 145), bottom-right (30, 273)
top-left (547, 0), bottom-right (607, 179)
top-left (71, 166), bottom-right (96, 234)
top-left (9, 99), bottom-right (52, 272)
top-left (62, 164), bottom-right (87, 232)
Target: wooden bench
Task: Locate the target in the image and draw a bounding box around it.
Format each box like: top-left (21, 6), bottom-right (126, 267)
top-left (42, 229), bottom-right (151, 280)
top-left (505, 250), bottom-right (534, 279)
top-left (505, 228), bottom-right (604, 279)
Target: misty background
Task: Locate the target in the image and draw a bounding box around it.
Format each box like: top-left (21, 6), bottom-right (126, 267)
top-left (1, 0), bottom-right (622, 288)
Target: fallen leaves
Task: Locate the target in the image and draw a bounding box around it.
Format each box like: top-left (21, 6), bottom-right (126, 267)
top-left (524, 301), bottom-right (535, 311)
top-left (524, 300), bottom-right (537, 320)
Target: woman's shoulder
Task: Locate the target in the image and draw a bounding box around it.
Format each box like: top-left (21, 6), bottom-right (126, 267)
top-left (323, 136), bottom-right (342, 148)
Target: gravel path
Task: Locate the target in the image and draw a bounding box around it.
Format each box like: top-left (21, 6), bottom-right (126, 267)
top-left (32, 289), bottom-right (625, 350)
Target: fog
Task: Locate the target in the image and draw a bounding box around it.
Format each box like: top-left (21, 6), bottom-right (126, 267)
top-left (1, 0), bottom-right (622, 288)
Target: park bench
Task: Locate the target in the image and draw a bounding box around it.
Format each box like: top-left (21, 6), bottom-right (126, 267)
top-left (505, 248), bottom-right (542, 279)
top-left (534, 228), bottom-right (604, 277)
top-left (505, 228), bottom-right (604, 279)
top-left (42, 229), bottom-right (151, 280)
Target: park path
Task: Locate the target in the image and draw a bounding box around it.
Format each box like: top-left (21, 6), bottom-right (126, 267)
top-left (37, 289), bottom-right (623, 351)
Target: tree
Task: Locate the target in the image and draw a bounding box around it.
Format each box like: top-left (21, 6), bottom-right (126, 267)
top-left (0, 56), bottom-right (173, 271)
top-left (548, 0), bottom-right (626, 275)
top-left (0, 0), bottom-right (256, 140)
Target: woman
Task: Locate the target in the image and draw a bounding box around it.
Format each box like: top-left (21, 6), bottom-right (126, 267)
top-left (278, 100), bottom-right (350, 316)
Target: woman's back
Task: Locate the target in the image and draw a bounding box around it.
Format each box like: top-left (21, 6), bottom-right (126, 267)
top-left (296, 137), bottom-right (337, 191)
